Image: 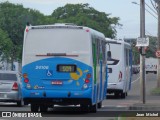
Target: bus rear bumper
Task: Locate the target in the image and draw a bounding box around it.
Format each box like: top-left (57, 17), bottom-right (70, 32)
top-left (107, 82), bottom-right (124, 94)
top-left (23, 98), bottom-right (91, 105)
top-left (22, 88), bottom-right (92, 105)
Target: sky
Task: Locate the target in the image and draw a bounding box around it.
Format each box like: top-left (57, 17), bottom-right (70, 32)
top-left (0, 0), bottom-right (158, 39)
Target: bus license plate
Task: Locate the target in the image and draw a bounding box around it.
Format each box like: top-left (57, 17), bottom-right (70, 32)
top-left (51, 81), bottom-right (63, 85)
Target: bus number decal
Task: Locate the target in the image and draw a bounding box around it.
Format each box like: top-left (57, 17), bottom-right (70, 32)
top-left (35, 66), bottom-right (49, 70)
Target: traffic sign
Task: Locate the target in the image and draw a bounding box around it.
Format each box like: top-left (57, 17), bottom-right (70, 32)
top-left (136, 37), bottom-right (149, 47)
top-left (156, 50), bottom-right (160, 58)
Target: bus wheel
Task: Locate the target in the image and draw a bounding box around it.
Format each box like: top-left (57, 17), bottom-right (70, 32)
top-left (40, 105), bottom-right (48, 112)
top-left (115, 92), bottom-right (120, 98)
top-left (98, 101), bottom-right (102, 108)
top-left (121, 92), bottom-right (126, 99)
top-left (89, 104), bottom-right (97, 113)
top-left (31, 104), bottom-right (39, 112)
top-left (80, 104), bottom-right (89, 112)
top-left (126, 92), bottom-right (128, 96)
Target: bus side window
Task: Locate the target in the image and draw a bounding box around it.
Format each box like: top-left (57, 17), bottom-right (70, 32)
top-left (96, 39), bottom-right (100, 64)
top-left (125, 49), bottom-right (129, 66)
top-left (102, 41), bottom-right (106, 63)
top-left (92, 36), bottom-right (96, 65)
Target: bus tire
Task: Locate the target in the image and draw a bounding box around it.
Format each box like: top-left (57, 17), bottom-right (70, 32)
top-left (40, 105), bottom-right (48, 112)
top-left (126, 92), bottom-right (128, 96)
top-left (115, 92), bottom-right (120, 98)
top-left (121, 92), bottom-right (126, 99)
top-left (89, 104), bottom-right (97, 113)
top-left (98, 101), bottom-right (102, 108)
top-left (80, 104), bottom-right (89, 112)
top-left (31, 104), bottom-right (39, 112)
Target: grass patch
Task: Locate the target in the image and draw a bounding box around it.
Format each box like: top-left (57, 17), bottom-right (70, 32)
top-left (151, 88), bottom-right (160, 95)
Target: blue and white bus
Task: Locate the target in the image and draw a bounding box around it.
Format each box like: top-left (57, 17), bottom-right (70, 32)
top-left (22, 23), bottom-right (108, 112)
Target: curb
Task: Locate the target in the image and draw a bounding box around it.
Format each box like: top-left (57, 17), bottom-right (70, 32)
top-left (102, 105), bottom-right (129, 110)
top-left (129, 104), bottom-right (160, 110)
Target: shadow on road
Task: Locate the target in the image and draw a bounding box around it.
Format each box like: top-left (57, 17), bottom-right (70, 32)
top-left (106, 95), bottom-right (119, 99)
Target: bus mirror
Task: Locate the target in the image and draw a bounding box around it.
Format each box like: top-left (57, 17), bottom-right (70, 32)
top-left (107, 51), bottom-right (112, 60)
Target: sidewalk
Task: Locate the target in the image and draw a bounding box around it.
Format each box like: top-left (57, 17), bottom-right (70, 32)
top-left (118, 74), bottom-right (160, 120)
top-left (128, 73), bottom-right (160, 110)
top-left (129, 99), bottom-right (160, 110)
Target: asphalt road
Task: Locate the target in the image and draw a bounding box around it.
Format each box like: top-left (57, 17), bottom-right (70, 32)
top-left (0, 73), bottom-right (159, 119)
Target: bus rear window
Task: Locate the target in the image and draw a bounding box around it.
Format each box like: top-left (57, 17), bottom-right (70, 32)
top-left (107, 43), bottom-right (121, 65)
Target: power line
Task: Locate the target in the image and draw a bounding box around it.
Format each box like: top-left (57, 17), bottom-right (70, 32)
top-left (145, 2), bottom-right (157, 15)
top-left (145, 30), bottom-right (154, 36)
top-left (132, 1), bottom-right (158, 19)
top-left (145, 8), bottom-right (158, 19)
top-left (150, 0), bottom-right (158, 12)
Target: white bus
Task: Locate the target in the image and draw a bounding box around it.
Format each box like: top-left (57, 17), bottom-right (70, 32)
top-left (22, 23), bottom-right (108, 112)
top-left (106, 38), bottom-right (132, 98)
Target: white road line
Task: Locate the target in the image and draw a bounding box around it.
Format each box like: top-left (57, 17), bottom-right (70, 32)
top-left (132, 75), bottom-right (140, 84)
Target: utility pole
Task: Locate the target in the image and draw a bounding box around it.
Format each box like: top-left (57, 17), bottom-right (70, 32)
top-left (154, 0), bottom-right (160, 88)
top-left (140, 0), bottom-right (146, 104)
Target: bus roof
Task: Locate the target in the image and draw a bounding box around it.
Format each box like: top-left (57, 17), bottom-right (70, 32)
top-left (25, 23), bottom-right (105, 41)
top-left (105, 38), bottom-right (131, 46)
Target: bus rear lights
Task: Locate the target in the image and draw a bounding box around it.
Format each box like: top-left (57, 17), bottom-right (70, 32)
top-left (26, 28), bottom-right (29, 32)
top-left (23, 73), bottom-right (28, 79)
top-left (24, 78), bottom-right (29, 83)
top-left (85, 73), bottom-right (91, 83)
top-left (86, 73), bottom-right (91, 79)
top-left (85, 79), bottom-right (90, 83)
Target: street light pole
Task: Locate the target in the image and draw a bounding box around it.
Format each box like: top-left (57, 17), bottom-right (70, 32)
top-left (154, 0), bottom-right (160, 88)
top-left (140, 0), bottom-right (146, 104)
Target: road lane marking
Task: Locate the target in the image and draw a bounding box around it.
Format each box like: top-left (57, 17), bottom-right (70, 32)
top-left (132, 75), bottom-right (140, 84)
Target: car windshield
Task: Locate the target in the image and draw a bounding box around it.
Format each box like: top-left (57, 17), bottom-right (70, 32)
top-left (0, 73), bottom-right (17, 81)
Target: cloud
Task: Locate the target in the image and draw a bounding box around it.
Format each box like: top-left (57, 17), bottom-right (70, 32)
top-left (1, 0), bottom-right (89, 5)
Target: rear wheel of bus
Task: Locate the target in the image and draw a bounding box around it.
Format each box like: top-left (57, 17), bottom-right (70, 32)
top-left (89, 104), bottom-right (97, 113)
top-left (121, 92), bottom-right (126, 99)
top-left (80, 104), bottom-right (89, 112)
top-left (40, 105), bottom-right (48, 112)
top-left (114, 92), bottom-right (120, 98)
top-left (31, 104), bottom-right (39, 112)
top-left (98, 101), bottom-right (102, 108)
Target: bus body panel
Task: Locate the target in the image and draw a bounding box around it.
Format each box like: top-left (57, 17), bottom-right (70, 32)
top-left (22, 57), bottom-right (92, 91)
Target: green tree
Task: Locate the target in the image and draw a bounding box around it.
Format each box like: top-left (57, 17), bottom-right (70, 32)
top-left (146, 36), bottom-right (157, 58)
top-left (51, 3), bottom-right (121, 38)
top-left (0, 2), bottom-right (120, 65)
top-left (0, 28), bottom-right (13, 61)
top-left (0, 2), bottom-right (52, 62)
